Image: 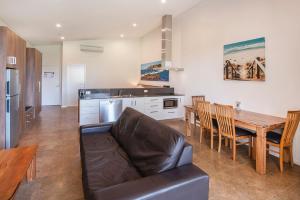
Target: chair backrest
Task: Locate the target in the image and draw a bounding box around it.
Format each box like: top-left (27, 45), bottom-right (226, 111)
top-left (214, 103), bottom-right (236, 138)
top-left (281, 110), bottom-right (300, 146)
top-left (197, 101), bottom-right (213, 130)
top-left (192, 96), bottom-right (205, 109)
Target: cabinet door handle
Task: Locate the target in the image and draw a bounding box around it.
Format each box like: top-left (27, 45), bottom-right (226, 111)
top-left (135, 100), bottom-right (137, 106)
top-left (151, 105), bottom-right (158, 107)
top-left (151, 99), bottom-right (158, 101)
top-left (150, 111), bottom-right (158, 114)
top-left (168, 111), bottom-right (175, 114)
top-left (6, 99), bottom-right (10, 113)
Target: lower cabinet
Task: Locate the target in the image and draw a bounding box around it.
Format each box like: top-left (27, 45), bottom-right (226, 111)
top-left (79, 99), bottom-right (100, 125)
top-left (144, 97), bottom-right (163, 119)
top-left (122, 98), bottom-right (145, 113)
top-left (123, 96), bottom-right (184, 121)
top-left (79, 96), bottom-right (185, 125)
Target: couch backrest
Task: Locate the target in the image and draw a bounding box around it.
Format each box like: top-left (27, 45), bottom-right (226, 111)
top-left (112, 107), bottom-right (186, 176)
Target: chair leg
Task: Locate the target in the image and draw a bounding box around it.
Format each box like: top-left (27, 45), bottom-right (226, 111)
top-left (279, 148), bottom-right (284, 172)
top-left (233, 140), bottom-right (236, 161)
top-left (230, 140), bottom-right (233, 150)
top-left (266, 144), bottom-right (269, 156)
top-left (218, 134), bottom-right (222, 153)
top-left (290, 146), bottom-right (294, 167)
top-left (210, 129), bottom-right (214, 149)
top-left (225, 138), bottom-right (228, 147)
top-left (199, 127), bottom-right (203, 144)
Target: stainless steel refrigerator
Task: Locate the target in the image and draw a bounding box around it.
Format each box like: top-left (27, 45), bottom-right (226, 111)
top-left (5, 68), bottom-right (20, 148)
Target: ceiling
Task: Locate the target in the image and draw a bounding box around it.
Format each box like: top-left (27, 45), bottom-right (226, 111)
top-left (0, 0), bottom-right (203, 44)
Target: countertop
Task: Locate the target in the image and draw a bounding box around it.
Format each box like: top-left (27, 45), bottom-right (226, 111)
top-left (80, 93), bottom-right (185, 100)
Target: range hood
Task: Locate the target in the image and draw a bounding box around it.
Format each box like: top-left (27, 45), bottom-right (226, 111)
top-left (161, 15), bottom-right (184, 71)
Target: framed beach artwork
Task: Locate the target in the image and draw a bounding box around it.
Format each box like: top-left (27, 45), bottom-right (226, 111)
top-left (141, 61), bottom-right (169, 82)
top-left (224, 37), bottom-right (266, 81)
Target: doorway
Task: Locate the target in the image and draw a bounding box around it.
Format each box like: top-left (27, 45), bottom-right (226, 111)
top-left (42, 66), bottom-right (61, 105)
top-left (66, 64), bottom-right (86, 106)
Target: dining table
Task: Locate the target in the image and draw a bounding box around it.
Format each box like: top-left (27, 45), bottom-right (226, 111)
top-left (184, 105), bottom-right (286, 175)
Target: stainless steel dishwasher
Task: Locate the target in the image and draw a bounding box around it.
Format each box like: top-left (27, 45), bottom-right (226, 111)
top-left (99, 99), bottom-right (123, 123)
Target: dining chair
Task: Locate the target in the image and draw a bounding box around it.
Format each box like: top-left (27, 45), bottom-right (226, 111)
top-left (192, 96), bottom-right (205, 128)
top-left (214, 103), bottom-right (253, 161)
top-left (266, 110), bottom-right (300, 172)
top-left (197, 101), bottom-right (218, 149)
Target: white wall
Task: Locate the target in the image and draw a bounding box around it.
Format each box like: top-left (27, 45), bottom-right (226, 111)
top-left (0, 18), bottom-right (7, 26)
top-left (34, 44), bottom-right (62, 105)
top-left (140, 25), bottom-right (184, 93)
top-left (169, 0), bottom-right (300, 164)
top-left (62, 39), bottom-right (141, 106)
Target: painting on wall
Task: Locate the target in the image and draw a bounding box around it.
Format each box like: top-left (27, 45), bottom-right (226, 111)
top-left (141, 61), bottom-right (169, 81)
top-left (224, 37), bottom-right (266, 81)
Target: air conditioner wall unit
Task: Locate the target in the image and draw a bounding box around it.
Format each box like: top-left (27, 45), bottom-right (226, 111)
top-left (80, 44), bottom-right (104, 53)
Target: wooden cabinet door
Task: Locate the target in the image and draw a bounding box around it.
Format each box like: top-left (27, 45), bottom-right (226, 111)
top-left (6, 28), bottom-right (17, 68)
top-left (34, 50), bottom-right (42, 114)
top-left (16, 36), bottom-right (26, 134)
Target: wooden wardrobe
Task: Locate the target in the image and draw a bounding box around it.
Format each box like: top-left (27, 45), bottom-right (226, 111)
top-left (26, 48), bottom-right (42, 119)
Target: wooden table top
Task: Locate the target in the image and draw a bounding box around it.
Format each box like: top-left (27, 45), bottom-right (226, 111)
top-left (0, 145), bottom-right (38, 200)
top-left (185, 105), bottom-right (286, 129)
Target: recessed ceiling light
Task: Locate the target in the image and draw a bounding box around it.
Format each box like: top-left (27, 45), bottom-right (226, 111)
top-left (56, 23), bottom-right (62, 28)
top-left (60, 36), bottom-right (65, 40)
top-left (120, 34), bottom-right (124, 38)
top-left (132, 23), bottom-right (137, 27)
top-left (161, 0), bottom-right (167, 4)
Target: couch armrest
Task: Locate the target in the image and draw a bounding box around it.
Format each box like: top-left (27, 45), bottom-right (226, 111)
top-left (80, 123), bottom-right (113, 134)
top-left (176, 143), bottom-right (193, 167)
top-left (91, 164), bottom-right (209, 200)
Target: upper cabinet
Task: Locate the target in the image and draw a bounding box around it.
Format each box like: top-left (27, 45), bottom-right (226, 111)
top-left (0, 26), bottom-right (26, 149)
top-left (26, 48), bottom-right (42, 117)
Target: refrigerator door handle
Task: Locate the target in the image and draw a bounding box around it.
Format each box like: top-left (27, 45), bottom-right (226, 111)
top-left (6, 81), bottom-right (9, 95)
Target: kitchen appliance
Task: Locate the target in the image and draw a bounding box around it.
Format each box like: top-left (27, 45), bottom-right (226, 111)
top-left (99, 99), bottom-right (122, 123)
top-left (163, 98), bottom-right (178, 109)
top-left (5, 68), bottom-right (20, 148)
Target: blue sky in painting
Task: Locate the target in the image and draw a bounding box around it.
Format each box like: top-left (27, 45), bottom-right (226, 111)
top-left (224, 37), bottom-right (265, 55)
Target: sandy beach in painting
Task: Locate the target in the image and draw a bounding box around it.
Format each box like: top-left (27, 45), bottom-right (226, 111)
top-left (224, 37), bottom-right (265, 81)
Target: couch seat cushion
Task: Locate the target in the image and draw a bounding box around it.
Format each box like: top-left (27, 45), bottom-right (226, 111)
top-left (80, 132), bottom-right (141, 194)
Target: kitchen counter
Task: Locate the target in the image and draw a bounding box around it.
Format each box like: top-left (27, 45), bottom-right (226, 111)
top-left (80, 93), bottom-right (185, 100)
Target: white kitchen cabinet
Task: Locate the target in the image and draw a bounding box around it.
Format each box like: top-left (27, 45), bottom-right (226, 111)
top-left (144, 97), bottom-right (164, 120)
top-left (144, 97), bottom-right (163, 104)
top-left (177, 96), bottom-right (185, 118)
top-left (79, 99), bottom-right (100, 125)
top-left (122, 98), bottom-right (145, 113)
top-left (79, 96), bottom-right (185, 125)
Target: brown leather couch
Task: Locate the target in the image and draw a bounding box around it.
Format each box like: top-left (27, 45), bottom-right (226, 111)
top-left (80, 107), bottom-right (209, 200)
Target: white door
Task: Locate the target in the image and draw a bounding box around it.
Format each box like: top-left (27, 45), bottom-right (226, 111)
top-left (67, 64), bottom-right (86, 106)
top-left (42, 66), bottom-right (61, 105)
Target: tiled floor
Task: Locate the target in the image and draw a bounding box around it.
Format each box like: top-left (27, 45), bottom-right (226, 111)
top-left (15, 106), bottom-right (300, 200)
